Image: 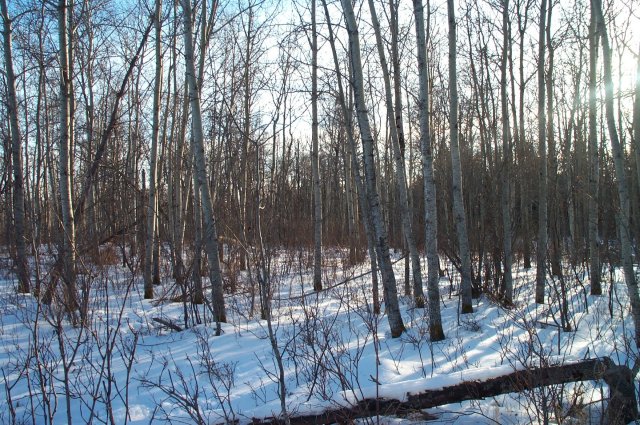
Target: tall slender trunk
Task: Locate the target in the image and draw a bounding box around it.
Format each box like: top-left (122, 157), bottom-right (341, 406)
top-left (535, 0), bottom-right (548, 305)
top-left (500, 0), bottom-right (513, 305)
top-left (368, 0), bottom-right (425, 307)
top-left (34, 15), bottom-right (47, 293)
top-left (517, 0), bottom-right (532, 269)
top-left (79, 4), bottom-right (97, 245)
top-left (340, 0), bottom-right (404, 336)
top-left (545, 3), bottom-right (561, 278)
top-left (413, 0), bottom-right (444, 340)
top-left (563, 51), bottom-right (583, 266)
top-left (344, 136), bottom-right (358, 265)
top-left (154, 26), bottom-right (174, 288)
top-left (58, 0), bottom-right (78, 311)
top-left (311, 0), bottom-right (322, 291)
top-left (192, 141), bottom-right (204, 305)
top-left (592, 0), bottom-right (640, 348)
top-left (145, 0), bottom-right (162, 299)
top-left (447, 0), bottom-right (473, 313)
top-left (1, 0), bottom-right (30, 293)
top-left (170, 92), bottom-right (188, 281)
top-left (239, 10), bottom-right (254, 273)
top-left (389, 0), bottom-right (408, 297)
top-left (181, 0), bottom-right (226, 328)
top-left (588, 6), bottom-right (601, 296)
top-left (632, 43), bottom-right (640, 259)
top-left (322, 0), bottom-right (380, 314)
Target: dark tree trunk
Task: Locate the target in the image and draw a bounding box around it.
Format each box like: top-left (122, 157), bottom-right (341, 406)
top-left (249, 358), bottom-right (637, 425)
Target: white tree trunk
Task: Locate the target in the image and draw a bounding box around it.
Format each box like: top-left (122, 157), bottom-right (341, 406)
top-left (1, 0), bottom-right (30, 293)
top-left (181, 0), bottom-right (226, 327)
top-left (588, 7), bottom-right (601, 296)
top-left (340, 0), bottom-right (405, 337)
top-left (311, 0), bottom-right (322, 291)
top-left (593, 0), bottom-right (640, 349)
top-left (447, 0), bottom-right (473, 313)
top-left (321, 0), bottom-right (381, 314)
top-left (58, 0), bottom-right (77, 311)
top-left (144, 0), bottom-right (162, 299)
top-left (500, 0), bottom-right (513, 305)
top-left (367, 0), bottom-right (425, 308)
top-left (535, 0), bottom-right (548, 305)
top-left (633, 42), bottom-right (640, 256)
top-left (413, 0), bottom-right (444, 341)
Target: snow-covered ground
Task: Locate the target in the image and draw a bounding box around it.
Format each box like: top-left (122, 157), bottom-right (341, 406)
top-left (0, 249), bottom-right (636, 424)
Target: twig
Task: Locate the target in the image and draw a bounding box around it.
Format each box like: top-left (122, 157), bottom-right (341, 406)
top-left (152, 317), bottom-right (183, 332)
top-left (273, 255), bottom-right (406, 301)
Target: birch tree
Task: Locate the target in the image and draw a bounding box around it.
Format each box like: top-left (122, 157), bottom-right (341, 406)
top-left (592, 0), bottom-right (640, 348)
top-left (321, 0), bottom-right (381, 314)
top-left (499, 0), bottom-right (513, 304)
top-left (58, 0), bottom-right (78, 311)
top-left (633, 42), bottom-right (640, 255)
top-left (447, 0), bottom-right (473, 313)
top-left (144, 0), bottom-right (163, 299)
top-left (588, 5), bottom-right (601, 296)
top-left (535, 0), bottom-right (548, 304)
top-left (1, 0), bottom-right (30, 293)
top-left (367, 0), bottom-right (425, 308)
top-left (340, 0), bottom-right (405, 336)
top-left (413, 0), bottom-right (444, 340)
top-left (181, 0), bottom-right (226, 328)
top-left (311, 0), bottom-right (322, 291)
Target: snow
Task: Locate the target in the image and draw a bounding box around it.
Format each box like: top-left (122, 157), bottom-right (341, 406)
top-left (0, 250), bottom-right (637, 424)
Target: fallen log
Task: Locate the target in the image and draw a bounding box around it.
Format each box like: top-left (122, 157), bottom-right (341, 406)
top-left (151, 317), bottom-right (183, 332)
top-left (250, 357), bottom-right (638, 425)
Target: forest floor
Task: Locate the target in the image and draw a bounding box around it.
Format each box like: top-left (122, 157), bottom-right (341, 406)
top-left (0, 247), bottom-right (636, 424)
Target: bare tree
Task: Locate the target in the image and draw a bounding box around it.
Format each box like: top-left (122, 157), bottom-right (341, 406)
top-left (413, 0), bottom-right (444, 340)
top-left (321, 0), bottom-right (381, 314)
top-left (1, 0), bottom-right (30, 293)
top-left (633, 41), bottom-right (640, 254)
top-left (447, 0), bottom-right (473, 313)
top-left (367, 0), bottom-right (425, 308)
top-left (145, 0), bottom-right (163, 299)
top-left (181, 0), bottom-right (226, 328)
top-left (311, 0), bottom-right (322, 291)
top-left (500, 0), bottom-right (513, 305)
top-left (592, 0), bottom-right (640, 349)
top-left (588, 4), bottom-right (601, 296)
top-left (339, 0), bottom-right (405, 337)
top-left (515, 0), bottom-right (533, 270)
top-left (57, 0), bottom-right (78, 311)
top-left (535, 0), bottom-right (548, 305)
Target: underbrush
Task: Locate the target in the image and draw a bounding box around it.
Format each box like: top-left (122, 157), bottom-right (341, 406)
top-left (0, 248), bottom-right (637, 424)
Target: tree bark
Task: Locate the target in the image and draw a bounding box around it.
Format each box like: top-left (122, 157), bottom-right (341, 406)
top-left (58, 0), bottom-right (78, 311)
top-left (592, 0), bottom-right (640, 349)
top-left (633, 41), bottom-right (640, 269)
top-left (635, 42), bottom-right (640, 190)
top-left (447, 0), bottom-right (473, 313)
top-left (500, 0), bottom-right (513, 305)
top-left (321, 0), bottom-right (381, 314)
top-left (181, 0), bottom-right (226, 327)
top-left (516, 0), bottom-right (532, 270)
top-left (546, 3), bottom-right (562, 279)
top-left (367, 0), bottom-right (425, 308)
top-left (339, 0), bottom-right (405, 336)
top-left (144, 0), bottom-right (162, 300)
top-left (413, 0), bottom-right (444, 340)
top-left (588, 5), bottom-right (601, 296)
top-left (311, 0), bottom-right (322, 292)
top-left (1, 0), bottom-right (30, 293)
top-left (535, 0), bottom-right (548, 305)
top-left (249, 358), bottom-right (637, 425)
